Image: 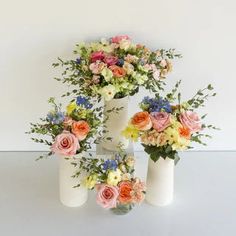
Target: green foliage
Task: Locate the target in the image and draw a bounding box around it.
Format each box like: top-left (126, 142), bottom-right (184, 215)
top-left (142, 144), bottom-right (180, 164)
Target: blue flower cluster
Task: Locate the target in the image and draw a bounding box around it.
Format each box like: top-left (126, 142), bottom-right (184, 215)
top-left (141, 96), bottom-right (172, 113)
top-left (75, 57), bottom-right (81, 64)
top-left (76, 96), bottom-right (93, 109)
top-left (47, 111), bottom-right (65, 124)
top-left (102, 159), bottom-right (118, 171)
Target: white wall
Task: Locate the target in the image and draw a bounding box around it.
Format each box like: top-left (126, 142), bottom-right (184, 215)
top-left (0, 0), bottom-right (235, 151)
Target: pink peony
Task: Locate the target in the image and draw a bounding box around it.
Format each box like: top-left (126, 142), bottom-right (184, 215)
top-left (51, 131), bottom-right (79, 156)
top-left (111, 35), bottom-right (130, 43)
top-left (179, 111), bottom-right (202, 133)
top-left (96, 184), bottom-right (119, 209)
top-left (150, 112), bottom-right (171, 132)
top-left (103, 55), bottom-right (118, 66)
top-left (90, 51), bottom-right (105, 62)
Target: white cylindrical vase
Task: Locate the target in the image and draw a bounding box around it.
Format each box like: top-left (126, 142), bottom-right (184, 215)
top-left (58, 155), bottom-right (88, 207)
top-left (102, 96), bottom-right (129, 151)
top-left (146, 157), bottom-right (174, 206)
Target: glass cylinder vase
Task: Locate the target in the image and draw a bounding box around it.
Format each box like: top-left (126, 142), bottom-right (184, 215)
top-left (110, 203), bottom-right (133, 215)
top-left (102, 96), bottom-right (129, 151)
top-left (58, 155), bottom-right (88, 207)
top-left (146, 157), bottom-right (174, 206)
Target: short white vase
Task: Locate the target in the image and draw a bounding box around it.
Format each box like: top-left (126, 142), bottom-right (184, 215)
top-left (146, 157), bottom-right (174, 206)
top-left (58, 155), bottom-right (88, 207)
top-left (102, 96), bottom-right (129, 151)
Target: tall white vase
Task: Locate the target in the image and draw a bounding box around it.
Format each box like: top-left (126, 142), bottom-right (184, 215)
top-left (102, 96), bottom-right (129, 151)
top-left (58, 155), bottom-right (88, 207)
top-left (146, 157), bottom-right (174, 206)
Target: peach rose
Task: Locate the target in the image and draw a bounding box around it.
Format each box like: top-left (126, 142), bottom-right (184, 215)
top-left (51, 131), bottom-right (79, 156)
top-left (118, 181), bottom-right (133, 204)
top-left (96, 184), bottom-right (119, 209)
top-left (71, 120), bottom-right (90, 140)
top-left (131, 111), bottom-right (152, 131)
top-left (150, 112), bottom-right (171, 132)
top-left (179, 111), bottom-right (202, 133)
top-left (109, 65), bottom-right (126, 78)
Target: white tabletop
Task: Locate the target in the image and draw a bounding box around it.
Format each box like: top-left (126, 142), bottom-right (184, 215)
top-left (0, 151), bottom-right (235, 236)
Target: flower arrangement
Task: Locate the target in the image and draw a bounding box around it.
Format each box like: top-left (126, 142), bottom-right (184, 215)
top-left (122, 81), bottom-right (218, 163)
top-left (53, 35), bottom-right (181, 101)
top-left (27, 96), bottom-right (105, 160)
top-left (72, 151), bottom-right (146, 214)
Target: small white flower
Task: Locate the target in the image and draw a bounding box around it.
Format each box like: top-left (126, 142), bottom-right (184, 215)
top-left (99, 84), bottom-right (116, 101)
top-left (123, 62), bottom-right (134, 75)
top-left (119, 39), bottom-right (131, 51)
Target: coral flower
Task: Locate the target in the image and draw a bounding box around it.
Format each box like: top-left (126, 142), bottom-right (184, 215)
top-left (118, 181), bottom-right (133, 204)
top-left (109, 65), bottom-right (126, 78)
top-left (179, 126), bottom-right (191, 139)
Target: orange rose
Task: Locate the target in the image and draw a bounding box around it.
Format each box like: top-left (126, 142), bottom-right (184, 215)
top-left (179, 126), bottom-right (191, 139)
top-left (131, 111), bottom-right (152, 131)
top-left (118, 181), bottom-right (133, 204)
top-left (71, 120), bottom-right (90, 141)
top-left (109, 65), bottom-right (126, 78)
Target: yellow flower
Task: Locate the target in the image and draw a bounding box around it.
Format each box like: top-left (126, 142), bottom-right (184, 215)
top-left (164, 126), bottom-right (179, 144)
top-left (122, 125), bottom-right (139, 142)
top-left (84, 174), bottom-right (98, 189)
top-left (172, 137), bottom-right (190, 151)
top-left (107, 169), bottom-right (122, 186)
top-left (66, 102), bottom-right (77, 115)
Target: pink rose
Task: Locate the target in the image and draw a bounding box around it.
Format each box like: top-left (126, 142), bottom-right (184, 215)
top-left (96, 184), bottom-right (119, 209)
top-left (90, 51), bottom-right (105, 62)
top-left (150, 112), bottom-right (171, 132)
top-left (111, 35), bottom-right (130, 43)
top-left (51, 131), bottom-right (79, 156)
top-left (103, 55), bottom-right (118, 66)
top-left (179, 111), bottom-right (202, 133)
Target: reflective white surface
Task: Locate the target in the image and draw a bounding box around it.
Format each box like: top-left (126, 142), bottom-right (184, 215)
top-left (0, 151), bottom-right (235, 236)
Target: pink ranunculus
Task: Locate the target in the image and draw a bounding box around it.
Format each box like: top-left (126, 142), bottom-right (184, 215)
top-left (111, 35), bottom-right (130, 43)
top-left (150, 112), bottom-right (171, 132)
top-left (103, 55), bottom-right (118, 66)
top-left (89, 61), bottom-right (105, 74)
top-left (51, 131), bottom-right (79, 156)
top-left (90, 51), bottom-right (105, 62)
top-left (179, 111), bottom-right (202, 133)
top-left (96, 184), bottom-right (119, 209)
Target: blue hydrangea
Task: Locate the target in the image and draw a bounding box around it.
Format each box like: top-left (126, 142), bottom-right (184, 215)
top-left (47, 111), bottom-right (65, 124)
top-left (76, 96), bottom-right (93, 109)
top-left (102, 159), bottom-right (118, 171)
top-left (117, 59), bottom-right (124, 66)
top-left (141, 96), bottom-right (172, 113)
